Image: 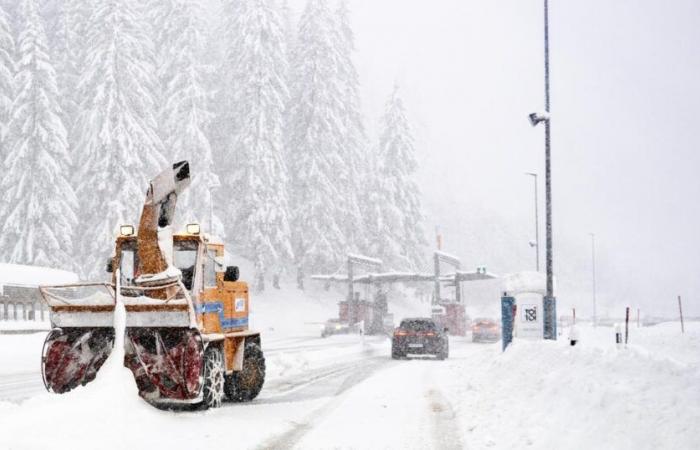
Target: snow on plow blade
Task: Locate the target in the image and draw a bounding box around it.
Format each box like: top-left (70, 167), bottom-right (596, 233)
top-left (39, 283), bottom-right (116, 393)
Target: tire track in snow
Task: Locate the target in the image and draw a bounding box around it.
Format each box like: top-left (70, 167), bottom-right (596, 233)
top-left (256, 356), bottom-right (397, 449)
top-left (0, 371), bottom-right (44, 402)
top-left (426, 388), bottom-right (464, 450)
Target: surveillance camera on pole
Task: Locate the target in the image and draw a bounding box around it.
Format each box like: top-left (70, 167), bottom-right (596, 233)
top-left (528, 111), bottom-right (550, 127)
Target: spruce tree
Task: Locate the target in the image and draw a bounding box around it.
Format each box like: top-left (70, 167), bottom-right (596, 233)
top-left (287, 0), bottom-right (348, 277)
top-left (334, 0), bottom-right (367, 253)
top-left (369, 86), bottom-right (426, 270)
top-left (210, 0), bottom-right (243, 176)
top-left (0, 5), bottom-right (13, 146)
top-left (226, 0), bottom-right (293, 291)
top-left (154, 0), bottom-right (223, 238)
top-left (74, 0), bottom-right (165, 277)
top-left (0, 0), bottom-right (78, 268)
top-left (49, 0), bottom-right (82, 143)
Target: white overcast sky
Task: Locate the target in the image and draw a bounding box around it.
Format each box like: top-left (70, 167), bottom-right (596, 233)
top-left (288, 0), bottom-right (700, 317)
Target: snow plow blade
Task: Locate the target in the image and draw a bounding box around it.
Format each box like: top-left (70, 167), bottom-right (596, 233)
top-left (39, 283), bottom-right (116, 393)
top-left (120, 282), bottom-right (204, 403)
top-left (124, 327), bottom-right (204, 403)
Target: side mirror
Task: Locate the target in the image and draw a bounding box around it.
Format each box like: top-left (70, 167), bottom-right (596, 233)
top-left (106, 258), bottom-right (114, 273)
top-left (224, 266), bottom-right (239, 282)
top-left (214, 255), bottom-right (226, 273)
top-left (444, 327), bottom-right (449, 333)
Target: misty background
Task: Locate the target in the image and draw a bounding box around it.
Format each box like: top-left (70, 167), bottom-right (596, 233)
top-left (323, 0), bottom-right (699, 318)
top-left (1, 0), bottom-right (698, 319)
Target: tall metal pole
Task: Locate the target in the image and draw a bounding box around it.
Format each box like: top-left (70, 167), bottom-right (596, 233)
top-left (590, 233), bottom-right (597, 327)
top-left (526, 173), bottom-right (540, 271)
top-left (542, 0), bottom-right (556, 339)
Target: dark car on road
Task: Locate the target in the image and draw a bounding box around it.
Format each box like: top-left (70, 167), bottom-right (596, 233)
top-left (392, 318), bottom-right (448, 360)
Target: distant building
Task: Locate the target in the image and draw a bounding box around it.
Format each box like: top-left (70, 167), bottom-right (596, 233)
top-left (0, 264), bottom-right (78, 321)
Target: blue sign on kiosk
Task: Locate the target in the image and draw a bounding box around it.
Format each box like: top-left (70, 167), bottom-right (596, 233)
top-left (501, 294), bottom-right (516, 351)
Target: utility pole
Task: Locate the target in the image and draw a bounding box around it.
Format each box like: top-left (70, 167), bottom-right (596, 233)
top-left (590, 233), bottom-right (597, 327)
top-left (525, 173), bottom-right (540, 271)
top-left (532, 0), bottom-right (556, 340)
top-left (543, 0), bottom-right (555, 341)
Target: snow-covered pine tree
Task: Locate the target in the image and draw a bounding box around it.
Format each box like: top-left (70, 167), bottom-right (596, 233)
top-left (154, 0), bottom-right (223, 238)
top-left (0, 4), bottom-right (13, 153)
top-left (74, 0), bottom-right (165, 277)
top-left (287, 0), bottom-right (349, 278)
top-left (225, 0), bottom-right (293, 291)
top-left (210, 0), bottom-right (243, 178)
top-left (334, 0), bottom-right (367, 254)
top-left (369, 85), bottom-right (426, 270)
top-left (0, 0), bottom-right (78, 267)
top-left (48, 0), bottom-right (85, 178)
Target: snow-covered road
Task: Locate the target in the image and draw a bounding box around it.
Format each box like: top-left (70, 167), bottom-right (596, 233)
top-left (263, 340), bottom-right (481, 450)
top-left (1, 324), bottom-right (698, 449)
top-left (0, 330), bottom-right (486, 449)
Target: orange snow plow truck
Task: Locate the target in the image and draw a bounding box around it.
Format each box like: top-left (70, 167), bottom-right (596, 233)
top-left (39, 161), bottom-right (265, 408)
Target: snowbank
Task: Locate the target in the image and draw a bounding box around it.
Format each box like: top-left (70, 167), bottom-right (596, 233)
top-left (438, 323), bottom-right (700, 449)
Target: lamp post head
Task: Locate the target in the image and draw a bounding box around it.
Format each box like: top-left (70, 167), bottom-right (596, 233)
top-left (528, 111), bottom-right (550, 126)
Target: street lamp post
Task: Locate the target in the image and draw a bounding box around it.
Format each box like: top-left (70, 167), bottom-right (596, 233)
top-left (525, 172), bottom-right (540, 272)
top-left (529, 0), bottom-right (556, 340)
top-left (590, 233), bottom-right (597, 327)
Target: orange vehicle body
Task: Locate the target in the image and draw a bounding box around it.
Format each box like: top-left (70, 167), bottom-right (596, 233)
top-left (40, 161), bottom-right (265, 408)
top-left (113, 233), bottom-right (260, 378)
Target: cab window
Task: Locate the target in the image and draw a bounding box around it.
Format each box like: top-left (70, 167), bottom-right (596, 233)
top-left (174, 240), bottom-right (198, 291)
top-left (119, 241), bottom-right (138, 286)
top-left (203, 247), bottom-right (218, 288)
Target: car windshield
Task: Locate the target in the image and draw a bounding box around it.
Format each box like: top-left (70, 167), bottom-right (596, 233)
top-left (400, 320), bottom-right (436, 331)
top-left (475, 319), bottom-right (495, 326)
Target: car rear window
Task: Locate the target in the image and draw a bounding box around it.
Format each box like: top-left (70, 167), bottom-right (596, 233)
top-left (400, 320), bottom-right (436, 331)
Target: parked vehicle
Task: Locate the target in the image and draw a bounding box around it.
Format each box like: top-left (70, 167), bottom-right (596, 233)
top-left (321, 318), bottom-right (361, 337)
top-left (391, 318), bottom-right (448, 360)
top-left (472, 318), bottom-right (501, 343)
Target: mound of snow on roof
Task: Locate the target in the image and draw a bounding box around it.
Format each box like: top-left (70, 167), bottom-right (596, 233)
top-left (503, 270), bottom-right (547, 295)
top-left (0, 263), bottom-right (78, 286)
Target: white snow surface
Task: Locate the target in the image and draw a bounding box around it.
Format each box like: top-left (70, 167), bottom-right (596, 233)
top-left (0, 263), bottom-right (78, 287)
top-left (0, 283), bottom-right (698, 449)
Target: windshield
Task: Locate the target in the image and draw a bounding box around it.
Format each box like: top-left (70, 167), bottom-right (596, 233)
top-left (400, 320), bottom-right (436, 331)
top-left (118, 239), bottom-right (199, 290)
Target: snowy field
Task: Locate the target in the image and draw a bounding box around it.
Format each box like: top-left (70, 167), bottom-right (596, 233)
top-left (0, 286), bottom-right (697, 450)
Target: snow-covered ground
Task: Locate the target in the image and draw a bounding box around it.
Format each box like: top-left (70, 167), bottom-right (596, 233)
top-left (0, 286), bottom-right (697, 449)
top-left (0, 319), bottom-right (50, 332)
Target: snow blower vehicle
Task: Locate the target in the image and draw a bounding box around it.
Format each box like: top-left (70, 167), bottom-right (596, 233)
top-left (39, 161), bottom-right (265, 408)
